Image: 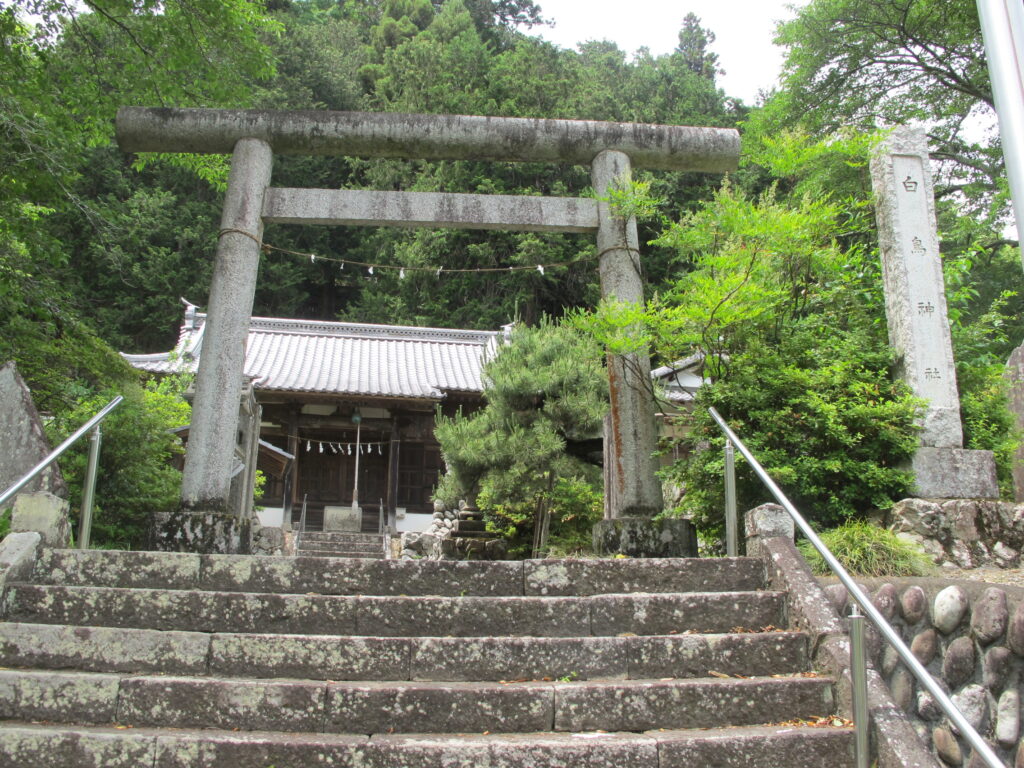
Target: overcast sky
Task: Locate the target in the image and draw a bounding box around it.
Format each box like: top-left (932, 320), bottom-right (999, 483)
top-left (533, 0), bottom-right (808, 104)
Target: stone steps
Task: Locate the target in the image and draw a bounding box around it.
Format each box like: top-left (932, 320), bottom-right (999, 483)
top-left (295, 532), bottom-right (387, 560)
top-left (294, 548), bottom-right (386, 559)
top-left (0, 547), bottom-right (853, 766)
top-left (3, 584), bottom-right (787, 636)
top-left (0, 623), bottom-right (809, 680)
top-left (299, 532), bottom-right (385, 545)
top-left (0, 668), bottom-right (835, 734)
top-left (0, 722), bottom-right (854, 768)
top-left (30, 549), bottom-right (766, 595)
top-left (296, 539), bottom-right (384, 552)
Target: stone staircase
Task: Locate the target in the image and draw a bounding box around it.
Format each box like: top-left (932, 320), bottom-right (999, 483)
top-left (0, 548), bottom-right (854, 766)
top-left (296, 531), bottom-right (387, 559)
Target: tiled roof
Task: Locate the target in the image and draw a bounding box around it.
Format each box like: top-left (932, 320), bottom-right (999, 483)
top-left (123, 311), bottom-right (500, 401)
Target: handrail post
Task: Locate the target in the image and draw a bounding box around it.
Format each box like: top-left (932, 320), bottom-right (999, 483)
top-left (849, 604), bottom-right (870, 768)
top-left (77, 425), bottom-right (103, 550)
top-left (724, 438), bottom-right (738, 557)
top-left (706, 406), bottom-right (1004, 768)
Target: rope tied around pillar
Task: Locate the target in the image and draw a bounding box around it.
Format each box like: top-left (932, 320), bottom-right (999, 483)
top-left (595, 244), bottom-right (645, 281)
top-left (218, 227), bottom-right (265, 250)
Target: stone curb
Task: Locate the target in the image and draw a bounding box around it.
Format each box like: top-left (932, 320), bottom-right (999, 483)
top-left (746, 503), bottom-right (942, 768)
top-left (0, 533), bottom-right (40, 595)
top-left (6, 584), bottom-right (788, 637)
top-left (0, 622), bottom-right (809, 682)
top-left (0, 669), bottom-right (836, 735)
top-left (32, 549), bottom-right (766, 596)
top-left (0, 722), bottom-right (856, 768)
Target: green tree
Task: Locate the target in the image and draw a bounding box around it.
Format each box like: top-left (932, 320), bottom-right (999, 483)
top-left (577, 172), bottom-right (921, 532)
top-left (47, 373), bottom-right (192, 548)
top-left (435, 318), bottom-right (607, 554)
top-left (762, 0), bottom-right (1003, 228)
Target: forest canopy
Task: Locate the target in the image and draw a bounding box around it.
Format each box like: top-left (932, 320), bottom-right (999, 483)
top-left (1, 0), bottom-right (1020, 545)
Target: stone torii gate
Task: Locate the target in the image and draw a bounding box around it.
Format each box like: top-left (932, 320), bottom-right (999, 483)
top-left (116, 108), bottom-right (739, 553)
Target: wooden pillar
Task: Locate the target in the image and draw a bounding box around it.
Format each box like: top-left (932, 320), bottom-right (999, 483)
top-left (386, 416), bottom-right (401, 533)
top-left (286, 404), bottom-right (300, 527)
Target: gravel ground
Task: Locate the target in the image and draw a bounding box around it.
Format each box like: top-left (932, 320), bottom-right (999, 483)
top-left (944, 566), bottom-right (1024, 588)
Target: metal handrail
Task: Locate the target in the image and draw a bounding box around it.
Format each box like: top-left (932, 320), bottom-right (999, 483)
top-left (708, 406), bottom-right (1002, 768)
top-left (0, 396), bottom-right (124, 550)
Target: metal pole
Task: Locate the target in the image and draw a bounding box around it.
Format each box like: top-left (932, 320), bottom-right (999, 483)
top-left (78, 426), bottom-right (102, 550)
top-left (706, 406), bottom-right (1003, 768)
top-left (849, 605), bottom-right (870, 768)
top-left (725, 438), bottom-right (738, 556)
top-left (0, 396), bottom-right (123, 510)
top-left (977, 0), bottom-right (1024, 262)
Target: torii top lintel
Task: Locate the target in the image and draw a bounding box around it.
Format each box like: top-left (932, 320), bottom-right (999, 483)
top-left (115, 107), bottom-right (739, 174)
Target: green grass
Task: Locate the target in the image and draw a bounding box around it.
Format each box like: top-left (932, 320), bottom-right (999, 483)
top-left (798, 519), bottom-right (933, 577)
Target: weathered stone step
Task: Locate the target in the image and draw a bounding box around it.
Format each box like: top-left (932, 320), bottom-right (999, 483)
top-left (292, 549), bottom-right (386, 559)
top-left (297, 537), bottom-right (383, 550)
top-left (0, 669), bottom-right (835, 734)
top-left (4, 585), bottom-right (786, 637)
top-left (447, 529), bottom-right (496, 539)
top-left (298, 532), bottom-right (384, 546)
top-left (0, 623), bottom-right (809, 680)
top-left (451, 519), bottom-right (486, 533)
top-left (31, 550), bottom-right (767, 596)
top-left (0, 721), bottom-right (856, 768)
top-left (295, 541), bottom-right (384, 553)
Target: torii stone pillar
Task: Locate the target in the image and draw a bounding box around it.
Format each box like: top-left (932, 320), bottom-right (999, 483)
top-left (116, 107), bottom-right (738, 553)
top-left (591, 150), bottom-right (662, 518)
top-left (181, 138), bottom-right (273, 512)
top-left (870, 127), bottom-right (998, 499)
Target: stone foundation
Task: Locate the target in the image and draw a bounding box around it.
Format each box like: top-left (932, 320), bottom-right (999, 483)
top-left (323, 505), bottom-right (361, 532)
top-left (250, 524), bottom-right (290, 556)
top-left (889, 498), bottom-right (1024, 569)
top-left (592, 517), bottom-right (697, 558)
top-left (399, 505), bottom-right (507, 561)
top-left (153, 507), bottom-right (251, 554)
top-left (909, 448), bottom-right (999, 500)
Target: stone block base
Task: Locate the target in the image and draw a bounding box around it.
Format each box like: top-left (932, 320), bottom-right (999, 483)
top-left (153, 508), bottom-right (251, 554)
top-left (592, 517), bottom-right (697, 558)
top-left (324, 505), bottom-right (361, 532)
top-left (11, 492), bottom-right (70, 548)
top-left (910, 448), bottom-right (999, 499)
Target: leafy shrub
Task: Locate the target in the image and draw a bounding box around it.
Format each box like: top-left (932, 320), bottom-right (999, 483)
top-left (48, 374), bottom-right (191, 548)
top-left (798, 520), bottom-right (933, 577)
top-left (672, 321), bottom-right (919, 533)
top-left (479, 474), bottom-right (603, 557)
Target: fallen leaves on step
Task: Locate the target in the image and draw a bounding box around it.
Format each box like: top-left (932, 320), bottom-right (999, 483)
top-left (730, 625), bottom-right (784, 634)
top-left (773, 716), bottom-right (853, 728)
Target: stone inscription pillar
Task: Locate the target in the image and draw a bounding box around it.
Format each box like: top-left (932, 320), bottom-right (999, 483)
top-left (870, 127), bottom-right (997, 498)
top-left (871, 127), bottom-right (963, 448)
top-left (590, 150), bottom-right (663, 519)
top-left (180, 138), bottom-right (273, 511)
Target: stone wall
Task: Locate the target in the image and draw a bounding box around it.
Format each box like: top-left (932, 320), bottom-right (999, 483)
top-left (890, 498), bottom-right (1024, 569)
top-left (399, 504), bottom-right (456, 560)
top-left (399, 503), bottom-right (506, 560)
top-left (824, 577), bottom-right (1024, 766)
top-left (250, 524), bottom-right (291, 556)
